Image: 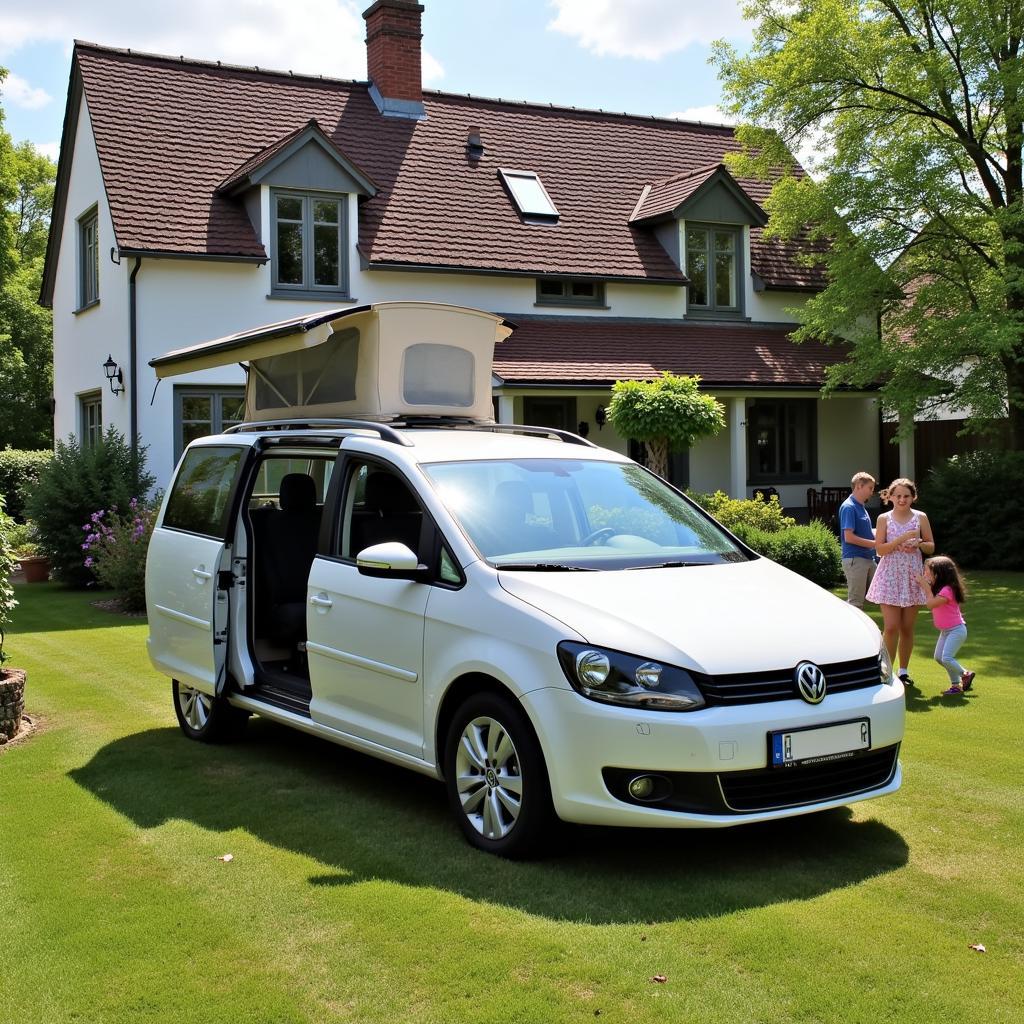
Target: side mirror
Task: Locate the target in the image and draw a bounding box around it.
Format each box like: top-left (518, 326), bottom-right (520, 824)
top-left (356, 542), bottom-right (427, 580)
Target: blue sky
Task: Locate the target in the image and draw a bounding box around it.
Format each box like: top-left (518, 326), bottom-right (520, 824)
top-left (0, 0), bottom-right (751, 160)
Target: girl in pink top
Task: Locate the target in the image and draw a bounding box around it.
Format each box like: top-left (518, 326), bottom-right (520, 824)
top-left (915, 556), bottom-right (975, 696)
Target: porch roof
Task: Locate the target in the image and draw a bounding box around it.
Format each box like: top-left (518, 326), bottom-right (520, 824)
top-left (491, 317), bottom-right (857, 389)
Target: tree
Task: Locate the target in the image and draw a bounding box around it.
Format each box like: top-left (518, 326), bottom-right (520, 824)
top-left (714, 1), bottom-right (1024, 448)
top-left (1, 67), bottom-right (56, 450)
top-left (607, 373), bottom-right (726, 478)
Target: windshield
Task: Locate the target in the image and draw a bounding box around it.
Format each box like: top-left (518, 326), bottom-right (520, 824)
top-left (422, 458), bottom-right (749, 569)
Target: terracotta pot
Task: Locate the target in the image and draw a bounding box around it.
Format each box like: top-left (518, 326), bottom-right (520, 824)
top-left (18, 555), bottom-right (50, 583)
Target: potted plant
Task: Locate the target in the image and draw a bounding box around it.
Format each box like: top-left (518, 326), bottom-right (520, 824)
top-left (8, 522), bottom-right (50, 584)
top-left (0, 497), bottom-right (26, 745)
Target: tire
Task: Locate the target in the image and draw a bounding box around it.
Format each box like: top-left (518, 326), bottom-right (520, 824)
top-left (172, 679), bottom-right (249, 743)
top-left (443, 692), bottom-right (554, 858)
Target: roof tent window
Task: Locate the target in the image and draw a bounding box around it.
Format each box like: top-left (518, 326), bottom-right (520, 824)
top-left (402, 343), bottom-right (474, 407)
top-left (252, 328), bottom-right (359, 410)
top-left (499, 169), bottom-right (559, 221)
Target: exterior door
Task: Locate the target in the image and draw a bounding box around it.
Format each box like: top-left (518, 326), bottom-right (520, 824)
top-left (306, 461), bottom-right (428, 756)
top-left (146, 444), bottom-right (247, 695)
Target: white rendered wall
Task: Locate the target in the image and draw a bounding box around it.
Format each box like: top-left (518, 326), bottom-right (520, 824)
top-left (51, 98), bottom-right (132, 444)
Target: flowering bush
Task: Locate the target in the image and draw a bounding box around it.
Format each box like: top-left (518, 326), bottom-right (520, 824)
top-left (0, 496), bottom-right (19, 669)
top-left (81, 498), bottom-right (159, 612)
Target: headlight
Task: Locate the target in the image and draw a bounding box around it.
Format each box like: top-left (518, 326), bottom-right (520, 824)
top-left (557, 641), bottom-right (706, 711)
top-left (879, 641), bottom-right (894, 685)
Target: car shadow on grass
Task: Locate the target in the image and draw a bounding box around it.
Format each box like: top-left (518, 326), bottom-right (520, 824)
top-left (70, 719), bottom-right (908, 925)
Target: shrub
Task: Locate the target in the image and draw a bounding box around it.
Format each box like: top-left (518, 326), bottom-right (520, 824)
top-left (732, 520), bottom-right (843, 589)
top-left (81, 498), bottom-right (159, 611)
top-left (26, 428), bottom-right (155, 588)
top-left (0, 448), bottom-right (53, 523)
top-left (689, 490), bottom-right (796, 533)
top-left (921, 450), bottom-right (1024, 569)
top-left (0, 496), bottom-right (18, 669)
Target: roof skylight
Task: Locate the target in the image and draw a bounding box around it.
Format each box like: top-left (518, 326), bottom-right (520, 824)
top-left (499, 168), bottom-right (559, 221)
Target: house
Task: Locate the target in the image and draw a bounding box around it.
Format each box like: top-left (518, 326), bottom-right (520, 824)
top-left (41, 0), bottom-right (882, 508)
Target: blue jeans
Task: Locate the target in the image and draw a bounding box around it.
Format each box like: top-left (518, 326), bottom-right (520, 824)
top-left (933, 624), bottom-right (968, 684)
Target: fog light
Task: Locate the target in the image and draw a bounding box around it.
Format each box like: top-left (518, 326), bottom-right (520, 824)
top-left (628, 775), bottom-right (656, 800)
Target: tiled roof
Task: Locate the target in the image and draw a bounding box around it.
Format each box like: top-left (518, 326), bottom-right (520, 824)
top-left (630, 164), bottom-right (724, 223)
top-left (219, 119), bottom-right (319, 192)
top-left (492, 317), bottom-right (850, 387)
top-left (69, 42), bottom-right (826, 288)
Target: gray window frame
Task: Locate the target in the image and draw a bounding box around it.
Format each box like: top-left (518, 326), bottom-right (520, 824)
top-left (535, 278), bottom-right (607, 308)
top-left (77, 206), bottom-right (99, 311)
top-left (174, 385), bottom-right (246, 462)
top-left (498, 168), bottom-right (559, 222)
top-left (269, 188), bottom-right (350, 300)
top-left (79, 390), bottom-right (102, 449)
top-left (684, 223), bottom-right (744, 320)
top-left (746, 397), bottom-right (818, 485)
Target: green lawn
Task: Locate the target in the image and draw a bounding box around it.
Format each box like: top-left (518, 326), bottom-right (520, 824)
top-left (1, 575), bottom-right (1021, 1023)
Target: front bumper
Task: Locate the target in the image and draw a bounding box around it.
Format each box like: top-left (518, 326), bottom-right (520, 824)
top-left (521, 683), bottom-right (905, 828)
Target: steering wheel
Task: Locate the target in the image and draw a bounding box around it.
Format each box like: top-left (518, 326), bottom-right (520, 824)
top-left (580, 527), bottom-right (616, 546)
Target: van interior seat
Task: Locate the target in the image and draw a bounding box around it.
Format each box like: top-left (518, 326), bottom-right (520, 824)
top-left (350, 471), bottom-right (422, 555)
top-left (251, 472), bottom-right (322, 648)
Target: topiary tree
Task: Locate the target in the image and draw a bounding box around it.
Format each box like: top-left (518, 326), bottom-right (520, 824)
top-left (26, 427), bottom-right (154, 587)
top-left (607, 372), bottom-right (725, 479)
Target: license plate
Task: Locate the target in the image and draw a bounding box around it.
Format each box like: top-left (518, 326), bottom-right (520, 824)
top-left (770, 718), bottom-right (871, 767)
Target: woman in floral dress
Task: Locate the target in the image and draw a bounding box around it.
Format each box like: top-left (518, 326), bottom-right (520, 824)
top-left (866, 478), bottom-right (935, 687)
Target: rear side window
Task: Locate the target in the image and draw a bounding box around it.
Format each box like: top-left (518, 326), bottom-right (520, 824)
top-left (163, 445), bottom-right (245, 537)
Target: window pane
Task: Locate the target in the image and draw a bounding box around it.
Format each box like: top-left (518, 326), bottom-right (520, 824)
top-left (539, 279), bottom-right (564, 296)
top-left (277, 222), bottom-right (304, 285)
top-left (688, 252), bottom-right (708, 305)
top-left (715, 252), bottom-right (736, 306)
top-left (220, 395), bottom-right (246, 426)
top-left (313, 223), bottom-right (340, 286)
top-left (503, 171), bottom-right (558, 217)
top-left (181, 396), bottom-right (212, 422)
top-left (714, 231), bottom-right (735, 253)
top-left (313, 200), bottom-right (339, 224)
top-left (163, 446), bottom-right (244, 537)
top-left (570, 281), bottom-right (596, 297)
top-left (785, 403), bottom-right (811, 474)
top-left (182, 421), bottom-right (212, 447)
top-left (277, 196), bottom-right (302, 221)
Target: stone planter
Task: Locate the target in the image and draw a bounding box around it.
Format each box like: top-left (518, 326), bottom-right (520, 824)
top-left (0, 668), bottom-right (26, 743)
top-left (18, 555), bottom-right (50, 583)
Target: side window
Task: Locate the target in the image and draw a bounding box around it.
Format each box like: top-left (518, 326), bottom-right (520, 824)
top-left (163, 446), bottom-right (245, 538)
top-left (337, 461), bottom-right (422, 559)
top-left (78, 206), bottom-right (99, 309)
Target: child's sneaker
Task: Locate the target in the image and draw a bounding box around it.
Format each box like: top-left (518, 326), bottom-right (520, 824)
top-left (960, 670), bottom-right (975, 691)
top-left (942, 683), bottom-right (963, 696)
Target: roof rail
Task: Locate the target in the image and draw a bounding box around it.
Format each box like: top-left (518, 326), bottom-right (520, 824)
top-left (224, 418), bottom-right (414, 446)
top-left (463, 423), bottom-right (597, 447)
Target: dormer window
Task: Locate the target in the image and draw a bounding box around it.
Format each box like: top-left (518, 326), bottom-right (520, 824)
top-left (685, 224), bottom-right (742, 318)
top-left (271, 190), bottom-right (349, 299)
top-left (499, 169), bottom-right (559, 222)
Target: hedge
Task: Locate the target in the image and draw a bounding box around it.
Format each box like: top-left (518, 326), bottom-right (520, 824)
top-left (730, 520), bottom-right (844, 590)
top-left (0, 449), bottom-right (53, 523)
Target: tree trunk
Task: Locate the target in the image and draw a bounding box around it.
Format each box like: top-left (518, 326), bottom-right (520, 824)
top-left (647, 438), bottom-right (669, 479)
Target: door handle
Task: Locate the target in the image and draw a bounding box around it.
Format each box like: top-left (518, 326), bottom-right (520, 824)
top-left (309, 593), bottom-right (333, 609)
top-left (192, 566), bottom-right (213, 582)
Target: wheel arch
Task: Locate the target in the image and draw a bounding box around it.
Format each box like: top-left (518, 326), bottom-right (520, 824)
top-left (434, 672), bottom-right (533, 780)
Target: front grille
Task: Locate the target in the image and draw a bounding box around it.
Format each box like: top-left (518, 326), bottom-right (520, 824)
top-left (718, 744), bottom-right (900, 812)
top-left (602, 744), bottom-right (900, 815)
top-left (695, 655), bottom-right (882, 706)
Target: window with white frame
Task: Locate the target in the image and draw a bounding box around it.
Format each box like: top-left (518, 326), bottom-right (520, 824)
top-left (685, 224), bottom-right (742, 317)
top-left (78, 207), bottom-right (99, 309)
top-left (79, 391), bottom-right (102, 448)
top-left (174, 386), bottom-right (246, 461)
top-left (271, 190), bottom-right (348, 298)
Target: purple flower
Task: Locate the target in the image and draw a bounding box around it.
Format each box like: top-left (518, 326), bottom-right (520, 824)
top-left (84, 557), bottom-right (94, 568)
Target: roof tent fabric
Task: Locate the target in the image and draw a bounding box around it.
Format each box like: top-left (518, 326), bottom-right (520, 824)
top-left (150, 301), bottom-right (515, 422)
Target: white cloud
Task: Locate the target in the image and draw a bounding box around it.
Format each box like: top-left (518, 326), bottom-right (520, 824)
top-left (33, 141), bottom-right (61, 161)
top-left (548, 0), bottom-right (750, 60)
top-left (0, 0), bottom-right (373, 79)
top-left (1, 71), bottom-right (52, 109)
top-left (668, 105), bottom-right (736, 126)
top-left (422, 49), bottom-right (444, 85)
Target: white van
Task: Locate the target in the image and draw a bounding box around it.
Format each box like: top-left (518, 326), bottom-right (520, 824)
top-left (145, 302), bottom-right (904, 857)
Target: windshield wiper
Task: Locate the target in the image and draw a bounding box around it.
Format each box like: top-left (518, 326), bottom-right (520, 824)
top-left (626, 560), bottom-right (705, 570)
top-left (495, 562), bottom-right (596, 571)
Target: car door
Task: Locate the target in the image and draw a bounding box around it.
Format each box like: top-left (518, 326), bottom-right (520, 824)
top-left (306, 460), bottom-right (428, 757)
top-left (146, 443), bottom-right (248, 696)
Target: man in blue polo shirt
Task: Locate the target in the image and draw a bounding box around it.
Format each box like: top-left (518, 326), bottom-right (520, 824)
top-left (839, 471), bottom-right (877, 608)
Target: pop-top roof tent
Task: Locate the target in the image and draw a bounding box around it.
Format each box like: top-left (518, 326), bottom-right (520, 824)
top-left (150, 302), bottom-right (516, 423)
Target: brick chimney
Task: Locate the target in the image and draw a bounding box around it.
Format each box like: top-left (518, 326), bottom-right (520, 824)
top-left (364, 0), bottom-right (426, 119)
